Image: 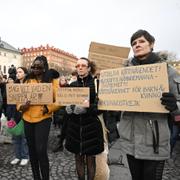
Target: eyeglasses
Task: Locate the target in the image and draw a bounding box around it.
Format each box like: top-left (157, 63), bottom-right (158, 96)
top-left (31, 66), bottom-right (44, 70)
top-left (75, 64), bottom-right (88, 68)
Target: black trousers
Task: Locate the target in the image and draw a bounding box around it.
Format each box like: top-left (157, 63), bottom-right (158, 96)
top-left (24, 118), bottom-right (51, 180)
top-left (127, 154), bottom-right (165, 180)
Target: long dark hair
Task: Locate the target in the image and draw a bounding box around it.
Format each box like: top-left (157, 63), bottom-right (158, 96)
top-left (15, 67), bottom-right (28, 83)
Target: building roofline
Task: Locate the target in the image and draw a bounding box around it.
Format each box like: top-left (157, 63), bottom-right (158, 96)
top-left (21, 44), bottom-right (78, 59)
top-left (0, 39), bottom-right (21, 53)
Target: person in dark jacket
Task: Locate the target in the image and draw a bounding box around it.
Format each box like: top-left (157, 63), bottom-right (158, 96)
top-left (8, 64), bottom-right (16, 81)
top-left (103, 111), bottom-right (120, 146)
top-left (65, 57), bottom-right (104, 180)
top-left (0, 74), bottom-right (7, 118)
top-left (0, 74), bottom-right (4, 117)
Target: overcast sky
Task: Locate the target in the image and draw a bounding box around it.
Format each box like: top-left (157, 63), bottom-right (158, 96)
top-left (1, 0), bottom-right (180, 59)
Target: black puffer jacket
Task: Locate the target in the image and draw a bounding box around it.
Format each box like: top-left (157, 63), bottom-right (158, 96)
top-left (65, 74), bottom-right (104, 155)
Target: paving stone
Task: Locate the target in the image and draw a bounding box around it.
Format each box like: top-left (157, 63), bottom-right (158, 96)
top-left (0, 125), bottom-right (180, 179)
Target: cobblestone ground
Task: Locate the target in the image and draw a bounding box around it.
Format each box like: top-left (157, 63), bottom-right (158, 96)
top-left (162, 146), bottom-right (180, 180)
top-left (0, 125), bottom-right (180, 180)
top-left (0, 126), bottom-right (78, 180)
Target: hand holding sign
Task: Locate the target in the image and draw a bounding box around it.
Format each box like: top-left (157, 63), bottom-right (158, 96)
top-left (65, 105), bottom-right (74, 114)
top-left (74, 106), bottom-right (87, 115)
top-left (19, 100), bottom-right (31, 113)
top-left (161, 92), bottom-right (177, 112)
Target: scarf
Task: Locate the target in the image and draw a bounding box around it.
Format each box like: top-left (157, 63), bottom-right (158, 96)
top-left (131, 52), bottom-right (160, 66)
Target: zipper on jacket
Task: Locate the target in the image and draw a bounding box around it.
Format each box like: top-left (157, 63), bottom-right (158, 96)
top-left (148, 119), bottom-right (159, 154)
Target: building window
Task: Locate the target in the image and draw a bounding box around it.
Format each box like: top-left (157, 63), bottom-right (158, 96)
top-left (14, 54), bottom-right (16, 58)
top-left (4, 53), bottom-right (6, 56)
top-left (3, 66), bottom-right (6, 74)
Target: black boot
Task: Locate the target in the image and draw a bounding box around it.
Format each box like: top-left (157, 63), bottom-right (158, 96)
top-left (31, 160), bottom-right (41, 180)
top-left (52, 143), bottom-right (64, 153)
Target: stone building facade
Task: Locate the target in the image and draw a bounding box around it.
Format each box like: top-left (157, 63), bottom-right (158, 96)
top-left (21, 44), bottom-right (78, 76)
top-left (0, 38), bottom-right (22, 77)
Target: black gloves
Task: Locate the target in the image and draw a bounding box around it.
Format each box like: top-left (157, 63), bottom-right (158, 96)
top-left (65, 105), bottom-right (87, 115)
top-left (161, 92), bottom-right (177, 112)
top-left (19, 101), bottom-right (31, 113)
top-left (65, 105), bottom-right (75, 114)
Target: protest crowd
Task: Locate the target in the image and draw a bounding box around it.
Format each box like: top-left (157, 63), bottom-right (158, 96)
top-left (0, 29), bottom-right (180, 180)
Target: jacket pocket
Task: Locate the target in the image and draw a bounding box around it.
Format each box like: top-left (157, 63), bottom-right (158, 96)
top-left (119, 113), bottom-right (133, 141)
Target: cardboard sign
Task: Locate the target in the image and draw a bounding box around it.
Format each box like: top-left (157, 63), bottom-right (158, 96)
top-left (88, 41), bottom-right (130, 70)
top-left (56, 87), bottom-right (89, 107)
top-left (6, 83), bottom-right (53, 104)
top-left (98, 63), bottom-right (169, 113)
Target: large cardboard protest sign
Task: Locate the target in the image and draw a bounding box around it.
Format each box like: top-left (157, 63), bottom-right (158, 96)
top-left (6, 83), bottom-right (53, 104)
top-left (98, 63), bottom-right (169, 113)
top-left (88, 42), bottom-right (130, 70)
top-left (56, 87), bottom-right (90, 107)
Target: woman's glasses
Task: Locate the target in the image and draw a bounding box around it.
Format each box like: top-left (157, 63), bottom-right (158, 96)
top-left (75, 64), bottom-right (88, 68)
top-left (31, 66), bottom-right (44, 70)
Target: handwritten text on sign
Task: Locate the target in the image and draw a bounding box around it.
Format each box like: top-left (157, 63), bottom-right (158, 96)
top-left (56, 87), bottom-right (89, 107)
top-left (6, 83), bottom-right (53, 104)
top-left (98, 63), bottom-right (169, 113)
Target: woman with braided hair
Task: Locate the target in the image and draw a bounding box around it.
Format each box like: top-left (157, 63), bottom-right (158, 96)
top-left (17, 55), bottom-right (61, 180)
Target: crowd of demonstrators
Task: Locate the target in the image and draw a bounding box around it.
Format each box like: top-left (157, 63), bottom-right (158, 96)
top-left (52, 76), bottom-right (69, 152)
top-left (6, 67), bottom-right (29, 166)
top-left (118, 29), bottom-right (180, 180)
top-left (65, 57), bottom-right (104, 180)
top-left (1, 30), bottom-right (180, 180)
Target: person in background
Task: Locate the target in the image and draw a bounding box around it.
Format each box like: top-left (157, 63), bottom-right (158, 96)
top-left (93, 71), bottom-right (110, 180)
top-left (65, 57), bottom-right (104, 180)
top-left (0, 73), bottom-right (7, 118)
top-left (0, 74), bottom-right (4, 118)
top-left (118, 29), bottom-right (180, 180)
top-left (52, 76), bottom-right (69, 152)
top-left (68, 70), bottom-right (78, 84)
top-left (6, 76), bottom-right (16, 122)
top-left (169, 118), bottom-right (180, 157)
top-left (9, 67), bottom-right (29, 166)
top-left (17, 55), bottom-right (61, 180)
top-left (8, 64), bottom-right (16, 81)
top-left (103, 111), bottom-right (120, 147)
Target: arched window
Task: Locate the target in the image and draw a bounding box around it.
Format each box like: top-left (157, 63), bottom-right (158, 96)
top-left (3, 65), bottom-right (6, 74)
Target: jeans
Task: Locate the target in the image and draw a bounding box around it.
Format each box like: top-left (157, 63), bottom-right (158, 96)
top-left (12, 135), bottom-right (29, 159)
